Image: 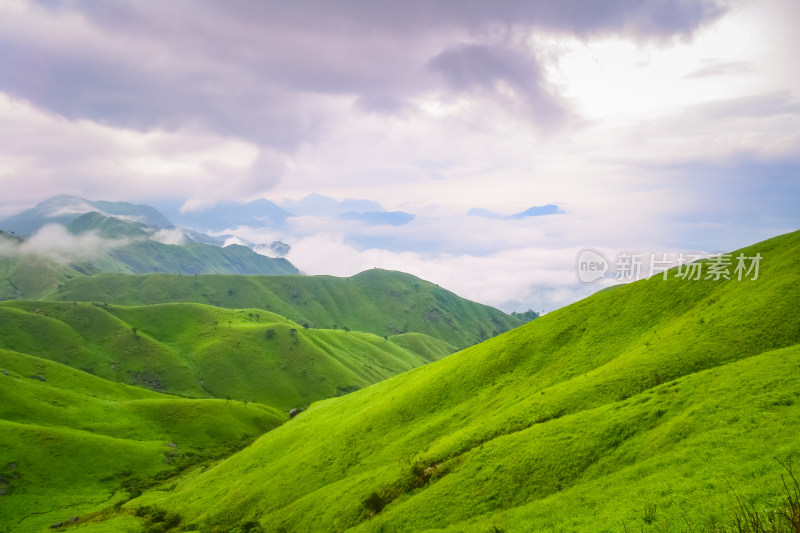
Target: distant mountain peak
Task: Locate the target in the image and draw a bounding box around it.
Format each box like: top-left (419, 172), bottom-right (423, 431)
top-left (506, 204), bottom-right (562, 219)
top-left (466, 207), bottom-right (503, 219)
top-left (467, 204), bottom-right (563, 220)
top-left (164, 198), bottom-right (292, 232)
top-left (339, 211), bottom-right (415, 226)
top-left (280, 194), bottom-right (385, 217)
top-left (67, 211), bottom-right (151, 240)
top-left (0, 195), bottom-right (174, 236)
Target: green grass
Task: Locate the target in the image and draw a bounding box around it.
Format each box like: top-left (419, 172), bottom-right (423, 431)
top-left (388, 332), bottom-right (456, 361)
top-left (101, 229), bottom-right (800, 532)
top-left (43, 268), bottom-right (524, 349)
top-left (0, 301), bottom-right (449, 410)
top-left (0, 348), bottom-right (286, 532)
top-left (0, 252), bottom-right (91, 301)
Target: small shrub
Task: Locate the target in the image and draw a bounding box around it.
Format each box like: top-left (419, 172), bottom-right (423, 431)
top-left (363, 491), bottom-right (386, 514)
top-left (122, 477), bottom-right (144, 499)
top-left (237, 520), bottom-right (264, 533)
top-left (162, 511), bottom-right (181, 529)
top-left (336, 384), bottom-right (360, 396)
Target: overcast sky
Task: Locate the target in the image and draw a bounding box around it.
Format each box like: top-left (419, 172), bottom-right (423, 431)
top-left (1, 0), bottom-right (798, 312)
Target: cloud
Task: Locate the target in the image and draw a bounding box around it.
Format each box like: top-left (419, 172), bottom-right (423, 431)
top-left (0, 0), bottom-right (744, 215)
top-left (215, 196), bottom-right (711, 312)
top-left (683, 60), bottom-right (751, 79)
top-left (687, 91), bottom-right (800, 121)
top-left (428, 43), bottom-right (565, 126)
top-left (650, 155), bottom-right (800, 250)
top-left (0, 94), bottom-right (263, 210)
top-left (0, 0), bottom-right (725, 150)
top-left (222, 235), bottom-right (248, 248)
top-left (150, 227), bottom-right (187, 245)
top-left (279, 194), bottom-right (385, 218)
top-left (281, 232), bottom-right (610, 313)
top-left (1, 223), bottom-right (132, 264)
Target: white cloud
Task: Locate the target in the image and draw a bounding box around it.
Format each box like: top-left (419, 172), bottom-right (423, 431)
top-left (222, 235), bottom-right (248, 247)
top-left (150, 228), bottom-right (188, 245)
top-left (282, 232), bottom-right (614, 313)
top-left (221, 209), bottom-right (678, 313)
top-left (1, 223), bottom-right (132, 264)
top-left (0, 93), bottom-right (267, 211)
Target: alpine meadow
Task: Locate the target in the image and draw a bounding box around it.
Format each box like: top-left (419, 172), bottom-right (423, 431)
top-left (1, 1), bottom-right (799, 532)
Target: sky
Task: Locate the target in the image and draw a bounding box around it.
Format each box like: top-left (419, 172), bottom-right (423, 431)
top-left (0, 0), bottom-right (798, 313)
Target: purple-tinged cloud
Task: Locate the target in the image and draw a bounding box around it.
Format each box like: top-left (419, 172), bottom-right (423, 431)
top-left (2, 0), bottom-right (725, 148)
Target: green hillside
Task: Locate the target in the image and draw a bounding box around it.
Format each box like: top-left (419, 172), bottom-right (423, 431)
top-left (0, 213), bottom-right (298, 300)
top-left (0, 348), bottom-right (286, 533)
top-left (0, 301), bottom-right (448, 411)
top-left (387, 332), bottom-right (455, 361)
top-left (0, 253), bottom-right (90, 301)
top-left (45, 268), bottom-right (525, 349)
top-left (66, 211), bottom-right (298, 276)
top-left (95, 230), bottom-right (800, 532)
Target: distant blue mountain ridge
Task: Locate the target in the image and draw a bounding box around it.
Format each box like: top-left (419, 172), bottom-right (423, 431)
top-left (467, 204), bottom-right (563, 220)
top-left (339, 211), bottom-right (415, 227)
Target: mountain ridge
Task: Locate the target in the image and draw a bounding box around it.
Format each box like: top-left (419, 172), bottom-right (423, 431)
top-left (0, 195), bottom-right (173, 236)
top-left (46, 268), bottom-right (529, 349)
top-left (0, 212), bottom-right (300, 300)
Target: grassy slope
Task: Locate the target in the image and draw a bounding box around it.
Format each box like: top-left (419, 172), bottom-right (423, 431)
top-left (127, 230), bottom-right (800, 532)
top-left (45, 269), bottom-right (522, 349)
top-left (0, 301), bottom-right (448, 410)
top-left (388, 332), bottom-right (455, 361)
top-left (0, 253), bottom-right (92, 301)
top-left (0, 348), bottom-right (286, 533)
top-left (106, 241), bottom-right (299, 277)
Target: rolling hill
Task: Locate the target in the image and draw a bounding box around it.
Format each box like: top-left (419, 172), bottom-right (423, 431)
top-left (0, 347), bottom-right (287, 533)
top-left (84, 229), bottom-right (800, 532)
top-left (0, 300), bottom-right (451, 411)
top-left (44, 268), bottom-right (527, 349)
top-left (0, 249), bottom-right (90, 302)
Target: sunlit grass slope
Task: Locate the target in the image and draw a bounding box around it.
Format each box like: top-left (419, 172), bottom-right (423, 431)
top-left (0, 348), bottom-right (286, 533)
top-left (387, 332), bottom-right (455, 361)
top-left (0, 252), bottom-right (91, 301)
top-left (45, 268), bottom-right (525, 349)
top-left (126, 230), bottom-right (800, 532)
top-left (0, 301), bottom-right (448, 410)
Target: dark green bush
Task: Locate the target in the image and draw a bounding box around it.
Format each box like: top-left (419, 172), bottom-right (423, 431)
top-left (363, 491), bottom-right (386, 514)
